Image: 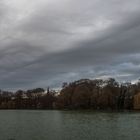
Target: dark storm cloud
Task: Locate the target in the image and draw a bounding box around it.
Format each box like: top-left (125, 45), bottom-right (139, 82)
top-left (0, 0), bottom-right (140, 90)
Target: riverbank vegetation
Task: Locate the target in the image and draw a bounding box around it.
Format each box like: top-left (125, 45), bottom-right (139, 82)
top-left (0, 78), bottom-right (140, 110)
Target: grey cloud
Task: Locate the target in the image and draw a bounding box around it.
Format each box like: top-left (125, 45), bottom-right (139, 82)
top-left (0, 1), bottom-right (6, 17)
top-left (0, 0), bottom-right (140, 90)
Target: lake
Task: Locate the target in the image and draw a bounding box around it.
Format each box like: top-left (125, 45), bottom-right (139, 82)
top-left (0, 110), bottom-right (140, 140)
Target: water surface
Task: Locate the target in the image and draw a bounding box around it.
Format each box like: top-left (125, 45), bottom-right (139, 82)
top-left (0, 110), bottom-right (140, 140)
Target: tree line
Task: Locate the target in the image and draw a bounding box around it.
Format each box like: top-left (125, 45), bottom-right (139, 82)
top-left (0, 78), bottom-right (140, 110)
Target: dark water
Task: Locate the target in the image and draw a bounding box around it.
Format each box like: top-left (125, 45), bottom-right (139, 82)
top-left (0, 110), bottom-right (140, 140)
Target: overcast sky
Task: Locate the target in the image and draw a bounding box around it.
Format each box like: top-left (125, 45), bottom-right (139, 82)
top-left (0, 0), bottom-right (140, 90)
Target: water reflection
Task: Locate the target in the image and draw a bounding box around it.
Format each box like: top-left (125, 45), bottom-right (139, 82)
top-left (0, 110), bottom-right (139, 140)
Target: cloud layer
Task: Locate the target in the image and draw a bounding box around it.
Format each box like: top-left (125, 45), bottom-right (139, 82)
top-left (0, 0), bottom-right (140, 90)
